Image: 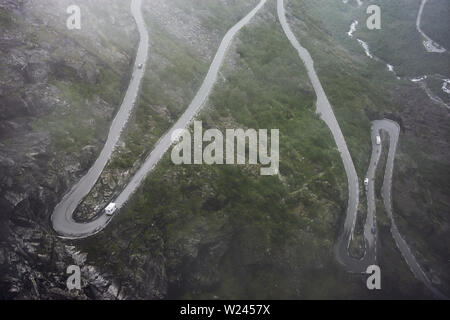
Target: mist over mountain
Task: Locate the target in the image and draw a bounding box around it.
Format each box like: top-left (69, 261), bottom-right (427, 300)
top-left (0, 0), bottom-right (448, 300)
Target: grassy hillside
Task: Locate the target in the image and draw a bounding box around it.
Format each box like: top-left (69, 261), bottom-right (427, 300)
top-left (77, 0), bottom-right (445, 299)
top-left (75, 0), bottom-right (261, 220)
top-left (287, 0), bottom-right (450, 297)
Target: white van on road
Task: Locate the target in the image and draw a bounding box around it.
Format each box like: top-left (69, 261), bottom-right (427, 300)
top-left (105, 203), bottom-right (117, 216)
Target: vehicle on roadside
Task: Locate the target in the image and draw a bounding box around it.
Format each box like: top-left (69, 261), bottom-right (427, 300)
top-left (376, 135), bottom-right (381, 145)
top-left (364, 178), bottom-right (369, 186)
top-left (105, 203), bottom-right (117, 216)
top-left (138, 63), bottom-right (143, 69)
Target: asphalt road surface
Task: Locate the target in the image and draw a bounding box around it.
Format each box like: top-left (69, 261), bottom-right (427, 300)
top-left (279, 0), bottom-right (445, 299)
top-left (51, 0), bottom-right (149, 239)
top-left (416, 0), bottom-right (446, 52)
top-left (51, 0), bottom-right (446, 298)
top-left (51, 0), bottom-right (267, 239)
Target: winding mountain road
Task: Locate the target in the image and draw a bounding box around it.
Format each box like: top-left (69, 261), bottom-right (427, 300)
top-left (278, 0), bottom-right (446, 299)
top-left (51, 0), bottom-right (267, 239)
top-left (51, 0), bottom-right (446, 298)
top-left (51, 0), bottom-right (149, 239)
top-left (416, 0), bottom-right (446, 53)
top-left (115, 0), bottom-right (266, 207)
top-left (278, 0), bottom-right (360, 264)
top-left (376, 120), bottom-right (446, 299)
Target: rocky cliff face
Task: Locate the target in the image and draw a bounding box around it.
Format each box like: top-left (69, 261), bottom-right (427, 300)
top-left (0, 0), bottom-right (137, 299)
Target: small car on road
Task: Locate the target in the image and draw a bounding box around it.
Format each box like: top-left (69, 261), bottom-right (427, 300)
top-left (364, 178), bottom-right (369, 186)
